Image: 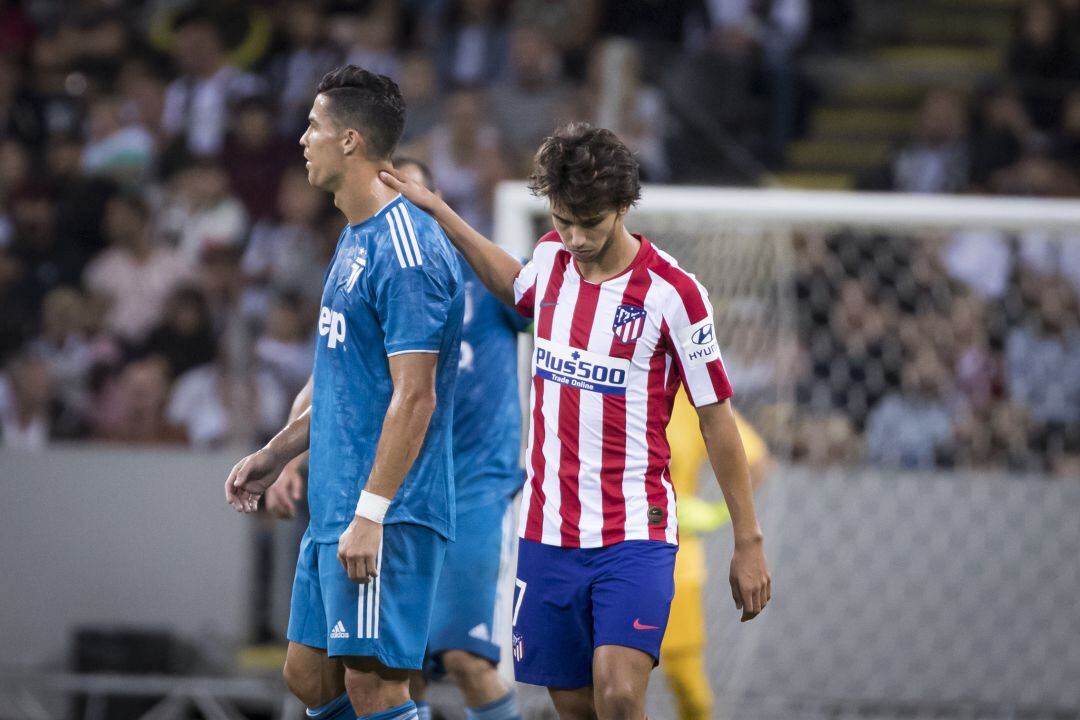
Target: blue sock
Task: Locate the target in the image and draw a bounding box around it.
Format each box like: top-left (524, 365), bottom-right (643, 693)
top-left (306, 692), bottom-right (354, 720)
top-left (358, 700), bottom-right (418, 720)
top-left (466, 690), bottom-right (522, 720)
top-left (415, 701), bottom-right (432, 720)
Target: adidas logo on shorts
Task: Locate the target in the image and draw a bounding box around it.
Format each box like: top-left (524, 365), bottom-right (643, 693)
top-left (468, 623), bottom-right (490, 641)
top-left (330, 621), bottom-right (349, 639)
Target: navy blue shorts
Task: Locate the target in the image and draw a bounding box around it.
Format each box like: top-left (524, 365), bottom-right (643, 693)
top-left (511, 538), bottom-right (677, 689)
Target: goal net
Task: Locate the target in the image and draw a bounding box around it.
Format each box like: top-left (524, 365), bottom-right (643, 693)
top-left (493, 184), bottom-right (1080, 719)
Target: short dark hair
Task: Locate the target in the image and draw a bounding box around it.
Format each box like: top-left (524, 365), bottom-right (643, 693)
top-left (393, 156), bottom-right (436, 192)
top-left (316, 65), bottom-right (405, 160)
top-left (527, 123), bottom-right (641, 219)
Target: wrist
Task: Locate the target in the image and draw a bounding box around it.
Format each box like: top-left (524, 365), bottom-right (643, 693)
top-left (734, 529), bottom-right (763, 549)
top-left (355, 490), bottom-right (391, 524)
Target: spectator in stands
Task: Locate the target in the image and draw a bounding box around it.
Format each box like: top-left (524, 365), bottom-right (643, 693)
top-left (83, 194), bottom-right (189, 347)
top-left (337, 0), bottom-right (402, 81)
top-left (161, 9), bottom-right (263, 158)
top-left (1005, 275), bottom-right (1080, 464)
top-left (30, 0), bottom-right (131, 86)
top-left (968, 82), bottom-right (1049, 190)
top-left (27, 287), bottom-right (93, 439)
top-left (1007, 0), bottom-right (1078, 131)
top-left (222, 97), bottom-right (295, 222)
top-left (264, 0), bottom-right (342, 138)
top-left (0, 351), bottom-right (53, 450)
top-left (705, 0), bottom-right (810, 165)
top-left (80, 94), bottom-right (157, 190)
top-left (584, 39), bottom-right (670, 181)
top-left (892, 90), bottom-right (969, 194)
top-left (240, 166), bottom-right (329, 324)
top-left (489, 28), bottom-right (576, 172)
top-left (97, 355), bottom-right (185, 445)
top-left (511, 0), bottom-right (600, 81)
top-left (422, 88), bottom-right (506, 234)
top-left (158, 160), bottom-right (248, 269)
top-left (865, 349), bottom-right (955, 469)
top-left (1058, 90), bottom-right (1080, 170)
top-left (166, 349), bottom-right (288, 448)
top-left (254, 291), bottom-right (314, 427)
top-left (139, 285), bottom-right (218, 380)
top-left (433, 0), bottom-right (510, 89)
top-left (116, 57), bottom-right (170, 147)
top-left (399, 53), bottom-right (443, 144)
top-left (0, 55), bottom-right (47, 156)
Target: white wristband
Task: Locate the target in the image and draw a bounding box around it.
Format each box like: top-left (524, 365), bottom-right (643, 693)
top-left (355, 490), bottom-right (391, 523)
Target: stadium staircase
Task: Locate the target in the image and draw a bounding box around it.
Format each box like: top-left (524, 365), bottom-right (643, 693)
top-left (775, 0), bottom-right (1019, 190)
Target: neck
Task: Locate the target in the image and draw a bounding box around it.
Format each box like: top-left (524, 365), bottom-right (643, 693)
top-left (332, 159), bottom-right (399, 225)
top-left (577, 227), bottom-right (640, 283)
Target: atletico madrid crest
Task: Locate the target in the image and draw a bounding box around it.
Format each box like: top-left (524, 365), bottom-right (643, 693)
top-left (612, 304), bottom-right (647, 343)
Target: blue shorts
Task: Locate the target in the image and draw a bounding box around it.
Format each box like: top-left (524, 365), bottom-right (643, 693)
top-left (287, 522), bottom-right (446, 669)
top-left (511, 538), bottom-right (677, 689)
top-left (425, 492), bottom-right (516, 672)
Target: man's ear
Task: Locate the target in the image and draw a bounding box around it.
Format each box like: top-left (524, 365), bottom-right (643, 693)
top-left (342, 128), bottom-right (367, 157)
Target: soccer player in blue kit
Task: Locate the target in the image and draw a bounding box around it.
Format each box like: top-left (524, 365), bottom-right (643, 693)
top-left (266, 158), bottom-right (528, 720)
top-left (225, 66), bottom-right (464, 720)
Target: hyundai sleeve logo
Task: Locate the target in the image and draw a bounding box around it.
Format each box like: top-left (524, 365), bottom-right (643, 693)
top-left (691, 324), bottom-right (714, 346)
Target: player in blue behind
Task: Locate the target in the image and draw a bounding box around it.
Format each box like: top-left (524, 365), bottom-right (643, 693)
top-left (397, 159), bottom-right (528, 720)
top-left (225, 66), bottom-right (464, 720)
top-left (267, 158), bottom-right (528, 720)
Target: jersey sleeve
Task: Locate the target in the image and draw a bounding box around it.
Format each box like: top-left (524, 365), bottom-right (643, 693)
top-left (512, 233), bottom-right (562, 318)
top-left (513, 259), bottom-right (539, 318)
top-left (373, 242), bottom-right (456, 356)
top-left (663, 277), bottom-right (733, 407)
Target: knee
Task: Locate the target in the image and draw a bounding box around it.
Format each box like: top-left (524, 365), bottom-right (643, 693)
top-left (282, 658), bottom-right (324, 708)
top-left (595, 683), bottom-right (642, 720)
top-left (442, 650), bottom-right (493, 690)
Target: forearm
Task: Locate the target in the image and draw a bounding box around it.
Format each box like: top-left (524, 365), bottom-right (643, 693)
top-left (289, 376), bottom-right (313, 421)
top-left (364, 391), bottom-right (436, 501)
top-left (263, 410), bottom-right (311, 463)
top-left (429, 201), bottom-right (522, 306)
top-left (698, 401), bottom-right (762, 545)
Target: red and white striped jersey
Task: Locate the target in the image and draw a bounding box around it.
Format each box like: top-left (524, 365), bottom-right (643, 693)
top-left (513, 231), bottom-right (733, 548)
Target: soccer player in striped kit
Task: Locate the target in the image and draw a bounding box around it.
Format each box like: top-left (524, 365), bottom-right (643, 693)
top-left (381, 123), bottom-right (771, 720)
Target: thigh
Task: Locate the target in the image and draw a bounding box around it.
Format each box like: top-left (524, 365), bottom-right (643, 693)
top-left (428, 495), bottom-right (513, 664)
top-left (592, 645), bottom-right (654, 714)
top-left (512, 539), bottom-right (594, 689)
top-left (287, 527), bottom-right (328, 650)
top-left (591, 541), bottom-right (677, 664)
top-left (319, 523), bottom-right (447, 670)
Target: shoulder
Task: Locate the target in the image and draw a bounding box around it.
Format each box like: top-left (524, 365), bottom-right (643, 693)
top-left (529, 230), bottom-right (565, 266)
top-left (646, 244), bottom-right (711, 317)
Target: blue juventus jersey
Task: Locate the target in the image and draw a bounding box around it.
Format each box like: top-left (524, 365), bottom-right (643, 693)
top-left (308, 196), bottom-right (464, 543)
top-left (452, 258), bottom-right (530, 506)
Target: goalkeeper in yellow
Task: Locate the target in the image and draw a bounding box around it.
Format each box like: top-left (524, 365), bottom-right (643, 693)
top-left (663, 390), bottom-right (773, 720)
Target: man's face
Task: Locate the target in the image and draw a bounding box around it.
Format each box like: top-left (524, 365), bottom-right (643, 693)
top-left (299, 95), bottom-right (347, 192)
top-left (550, 204), bottom-right (624, 264)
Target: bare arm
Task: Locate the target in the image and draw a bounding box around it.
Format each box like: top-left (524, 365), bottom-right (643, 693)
top-left (265, 375), bottom-right (313, 519)
top-left (364, 352), bottom-right (438, 500)
top-left (380, 167), bottom-right (522, 306)
top-left (337, 352), bottom-right (439, 583)
top-left (697, 399), bottom-right (772, 621)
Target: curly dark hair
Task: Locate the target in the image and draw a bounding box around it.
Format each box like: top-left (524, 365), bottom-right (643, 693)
top-left (316, 65), bottom-right (405, 160)
top-left (527, 123), bottom-right (641, 219)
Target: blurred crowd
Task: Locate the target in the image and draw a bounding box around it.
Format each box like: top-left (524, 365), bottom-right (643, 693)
top-left (0, 0), bottom-right (832, 450)
top-left (866, 0), bottom-right (1080, 196)
top-left (1, 0), bottom-right (1077, 476)
top-left (787, 0), bottom-right (1080, 475)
